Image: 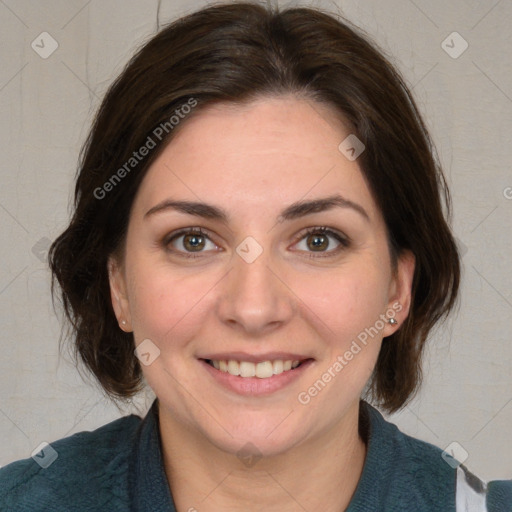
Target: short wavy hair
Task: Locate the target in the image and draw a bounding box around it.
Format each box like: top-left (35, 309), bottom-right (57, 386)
top-left (49, 1), bottom-right (460, 413)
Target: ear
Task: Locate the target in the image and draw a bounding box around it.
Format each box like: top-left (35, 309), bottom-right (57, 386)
top-left (108, 256), bottom-right (133, 332)
top-left (382, 249), bottom-right (415, 337)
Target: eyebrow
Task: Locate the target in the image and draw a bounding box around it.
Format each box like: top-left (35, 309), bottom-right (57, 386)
top-left (144, 194), bottom-right (370, 223)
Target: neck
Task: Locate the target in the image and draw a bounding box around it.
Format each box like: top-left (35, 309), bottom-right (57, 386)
top-left (159, 400), bottom-right (368, 512)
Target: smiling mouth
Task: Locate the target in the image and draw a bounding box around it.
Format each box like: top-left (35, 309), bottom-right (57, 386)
top-left (203, 358), bottom-right (312, 379)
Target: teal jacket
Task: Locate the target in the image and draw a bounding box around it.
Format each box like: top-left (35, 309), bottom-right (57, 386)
top-left (1, 400), bottom-right (510, 511)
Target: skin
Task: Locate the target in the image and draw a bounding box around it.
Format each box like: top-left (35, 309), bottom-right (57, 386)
top-left (109, 96), bottom-right (415, 511)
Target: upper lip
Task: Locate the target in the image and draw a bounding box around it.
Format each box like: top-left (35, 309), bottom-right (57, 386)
top-left (199, 352), bottom-right (313, 364)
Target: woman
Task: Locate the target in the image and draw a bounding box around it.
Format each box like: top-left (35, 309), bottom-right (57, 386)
top-left (1, 2), bottom-right (510, 511)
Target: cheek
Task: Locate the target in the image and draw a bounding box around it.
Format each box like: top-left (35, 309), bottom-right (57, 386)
top-left (124, 238), bottom-right (391, 356)
top-left (126, 258), bottom-right (220, 345)
top-left (293, 262), bottom-right (389, 341)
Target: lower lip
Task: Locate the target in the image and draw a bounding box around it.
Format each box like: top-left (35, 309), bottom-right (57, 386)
top-left (199, 359), bottom-right (314, 396)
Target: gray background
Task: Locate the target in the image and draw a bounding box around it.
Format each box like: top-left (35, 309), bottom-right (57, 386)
top-left (0, 0), bottom-right (511, 481)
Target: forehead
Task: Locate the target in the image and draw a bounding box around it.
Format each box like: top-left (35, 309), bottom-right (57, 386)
top-left (132, 96), bottom-right (378, 222)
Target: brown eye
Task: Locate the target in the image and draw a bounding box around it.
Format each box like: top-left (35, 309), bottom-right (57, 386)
top-left (306, 232), bottom-right (330, 251)
top-left (182, 233), bottom-right (206, 251)
top-left (165, 228), bottom-right (219, 258)
top-left (293, 227), bottom-right (349, 257)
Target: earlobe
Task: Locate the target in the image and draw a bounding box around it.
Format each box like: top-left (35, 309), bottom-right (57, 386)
top-left (107, 257), bottom-right (133, 332)
top-left (383, 250), bottom-right (416, 336)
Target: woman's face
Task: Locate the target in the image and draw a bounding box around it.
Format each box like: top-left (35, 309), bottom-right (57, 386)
top-left (109, 96), bottom-right (414, 457)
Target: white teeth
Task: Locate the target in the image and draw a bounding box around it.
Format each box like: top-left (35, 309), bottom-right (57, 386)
top-left (227, 360), bottom-right (240, 376)
top-left (272, 360), bottom-right (284, 375)
top-left (209, 359), bottom-right (304, 379)
top-left (239, 361), bottom-right (255, 377)
top-left (255, 361), bottom-right (273, 378)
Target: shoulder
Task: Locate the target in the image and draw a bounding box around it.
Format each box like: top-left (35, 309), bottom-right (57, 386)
top-left (0, 413), bottom-right (142, 512)
top-left (486, 479), bottom-right (512, 511)
top-left (361, 402), bottom-right (512, 511)
top-left (457, 465), bottom-right (512, 512)
top-left (372, 406), bottom-right (456, 509)
top-left (394, 419), bottom-right (512, 511)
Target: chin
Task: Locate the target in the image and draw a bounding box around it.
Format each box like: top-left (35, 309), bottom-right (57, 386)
top-left (193, 407), bottom-right (316, 460)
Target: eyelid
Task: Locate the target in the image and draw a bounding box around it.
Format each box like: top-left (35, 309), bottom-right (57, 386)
top-left (162, 226), bottom-right (217, 252)
top-left (291, 226), bottom-right (350, 246)
top-left (289, 226), bottom-right (350, 256)
top-left (163, 225), bottom-right (350, 259)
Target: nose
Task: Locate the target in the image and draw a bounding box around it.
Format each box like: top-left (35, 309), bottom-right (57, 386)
top-left (216, 246), bottom-right (295, 336)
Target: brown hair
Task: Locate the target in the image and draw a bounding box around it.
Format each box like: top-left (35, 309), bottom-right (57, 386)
top-left (49, 1), bottom-right (460, 413)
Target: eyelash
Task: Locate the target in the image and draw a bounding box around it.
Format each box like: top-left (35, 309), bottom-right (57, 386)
top-left (163, 226), bottom-right (350, 260)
